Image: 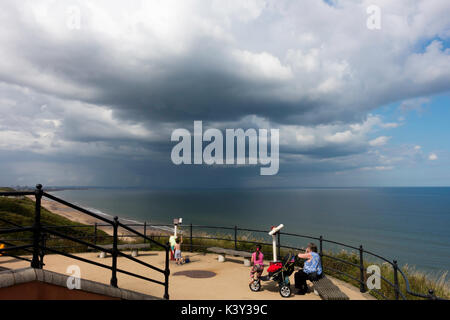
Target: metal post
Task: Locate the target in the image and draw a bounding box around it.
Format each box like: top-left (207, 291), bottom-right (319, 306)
top-left (277, 232), bottom-right (281, 258)
top-left (359, 245), bottom-right (366, 293)
top-left (428, 289), bottom-right (437, 300)
top-left (234, 226), bottom-right (237, 251)
top-left (31, 184), bottom-right (43, 269)
top-left (319, 235), bottom-right (323, 257)
top-left (393, 260), bottom-right (400, 300)
top-left (190, 223), bottom-right (193, 253)
top-left (164, 243), bottom-right (170, 300)
top-left (94, 222), bottom-right (98, 246)
top-left (39, 232), bottom-right (46, 268)
top-left (110, 216), bottom-right (118, 287)
top-left (143, 221), bottom-right (147, 243)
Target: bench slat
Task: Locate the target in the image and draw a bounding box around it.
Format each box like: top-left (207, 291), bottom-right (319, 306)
top-left (311, 276), bottom-right (349, 300)
top-left (207, 247), bottom-right (252, 258)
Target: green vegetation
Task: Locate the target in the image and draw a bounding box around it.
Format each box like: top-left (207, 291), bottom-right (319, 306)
top-left (0, 193), bottom-right (110, 255)
top-left (1, 188), bottom-right (448, 300)
top-left (0, 187), bottom-right (16, 192)
top-left (145, 232), bottom-right (449, 300)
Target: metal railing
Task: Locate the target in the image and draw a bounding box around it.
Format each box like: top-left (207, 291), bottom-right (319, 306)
top-left (1, 185), bottom-right (446, 300)
top-left (0, 184), bottom-right (170, 299)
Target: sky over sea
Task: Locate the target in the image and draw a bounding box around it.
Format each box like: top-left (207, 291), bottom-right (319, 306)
top-left (0, 0), bottom-right (449, 188)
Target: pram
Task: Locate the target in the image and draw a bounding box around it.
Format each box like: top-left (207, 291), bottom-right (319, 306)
top-left (249, 252), bottom-right (297, 298)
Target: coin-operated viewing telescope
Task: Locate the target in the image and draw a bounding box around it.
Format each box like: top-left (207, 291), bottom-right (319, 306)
top-left (173, 218), bottom-right (183, 237)
top-left (268, 224), bottom-right (284, 262)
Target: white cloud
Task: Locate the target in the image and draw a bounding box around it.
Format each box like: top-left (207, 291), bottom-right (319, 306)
top-left (369, 136), bottom-right (391, 147)
top-left (429, 153), bottom-right (438, 160)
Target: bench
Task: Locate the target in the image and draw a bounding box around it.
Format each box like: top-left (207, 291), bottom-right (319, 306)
top-left (93, 243), bottom-right (152, 258)
top-left (207, 247), bottom-right (252, 266)
top-left (311, 275), bottom-right (349, 300)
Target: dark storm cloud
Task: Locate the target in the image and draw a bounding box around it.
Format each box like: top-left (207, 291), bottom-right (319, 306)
top-left (0, 0), bottom-right (449, 187)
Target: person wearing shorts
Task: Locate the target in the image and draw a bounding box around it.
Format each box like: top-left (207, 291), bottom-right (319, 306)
top-left (174, 236), bottom-right (184, 265)
top-left (249, 244), bottom-right (264, 284)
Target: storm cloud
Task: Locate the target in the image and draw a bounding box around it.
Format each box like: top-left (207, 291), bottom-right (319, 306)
top-left (0, 0), bottom-right (449, 187)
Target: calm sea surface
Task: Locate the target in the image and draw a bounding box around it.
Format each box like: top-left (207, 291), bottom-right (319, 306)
top-left (51, 187), bottom-right (450, 274)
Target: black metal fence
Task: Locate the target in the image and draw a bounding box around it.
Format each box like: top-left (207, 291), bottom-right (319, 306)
top-left (0, 185), bottom-right (446, 300)
top-left (0, 184), bottom-right (170, 300)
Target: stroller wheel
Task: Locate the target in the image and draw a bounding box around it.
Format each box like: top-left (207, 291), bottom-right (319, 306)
top-left (249, 279), bottom-right (261, 292)
top-left (279, 284), bottom-right (291, 298)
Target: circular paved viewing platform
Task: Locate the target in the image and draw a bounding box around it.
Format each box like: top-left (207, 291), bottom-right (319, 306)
top-left (0, 251), bottom-right (374, 300)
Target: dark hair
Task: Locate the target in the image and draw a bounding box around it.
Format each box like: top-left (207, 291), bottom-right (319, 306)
top-left (255, 244), bottom-right (261, 260)
top-left (176, 238), bottom-right (181, 244)
top-left (307, 242), bottom-right (318, 253)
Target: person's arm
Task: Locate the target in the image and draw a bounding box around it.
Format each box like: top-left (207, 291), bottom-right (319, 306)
top-left (297, 252), bottom-right (311, 259)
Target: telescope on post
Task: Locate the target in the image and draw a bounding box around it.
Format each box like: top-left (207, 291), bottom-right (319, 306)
top-left (173, 217), bottom-right (183, 237)
top-left (268, 224), bottom-right (284, 262)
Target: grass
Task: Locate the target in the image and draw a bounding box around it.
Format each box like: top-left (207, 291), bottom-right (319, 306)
top-left (144, 232), bottom-right (449, 300)
top-left (0, 187), bottom-right (16, 192)
top-left (0, 193), bottom-right (110, 255)
top-left (1, 188), bottom-right (448, 300)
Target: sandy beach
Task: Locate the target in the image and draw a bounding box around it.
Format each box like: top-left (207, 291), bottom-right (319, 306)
top-left (26, 195), bottom-right (169, 240)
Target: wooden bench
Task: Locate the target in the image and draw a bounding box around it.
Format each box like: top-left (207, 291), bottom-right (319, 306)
top-left (311, 275), bottom-right (349, 300)
top-left (93, 243), bottom-right (152, 258)
top-left (207, 247), bottom-right (252, 266)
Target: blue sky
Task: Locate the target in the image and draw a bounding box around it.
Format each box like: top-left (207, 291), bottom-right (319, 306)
top-left (0, 0), bottom-right (449, 188)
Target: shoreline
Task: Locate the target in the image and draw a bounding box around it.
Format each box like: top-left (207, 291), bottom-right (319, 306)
top-left (26, 195), bottom-right (172, 240)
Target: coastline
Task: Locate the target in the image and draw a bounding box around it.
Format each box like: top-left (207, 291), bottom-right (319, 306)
top-left (26, 196), bottom-right (171, 240)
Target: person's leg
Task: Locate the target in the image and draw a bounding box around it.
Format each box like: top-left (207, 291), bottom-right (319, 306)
top-left (294, 271), bottom-right (308, 293)
top-left (249, 266), bottom-right (256, 284)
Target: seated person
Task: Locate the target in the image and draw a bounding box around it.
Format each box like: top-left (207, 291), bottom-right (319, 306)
top-left (294, 242), bottom-right (323, 294)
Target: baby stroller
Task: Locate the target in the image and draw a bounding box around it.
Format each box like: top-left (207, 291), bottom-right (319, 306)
top-left (249, 253), bottom-right (297, 298)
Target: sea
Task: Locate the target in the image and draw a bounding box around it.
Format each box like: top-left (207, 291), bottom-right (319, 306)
top-left (50, 187), bottom-right (450, 274)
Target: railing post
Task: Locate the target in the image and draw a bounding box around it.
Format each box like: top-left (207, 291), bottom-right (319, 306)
top-left (359, 245), bottom-right (366, 293)
top-left (428, 289), bottom-right (437, 300)
top-left (277, 232), bottom-right (281, 258)
top-left (164, 243), bottom-right (170, 300)
top-left (319, 235), bottom-right (323, 257)
top-left (31, 184), bottom-right (43, 269)
top-left (110, 216), bottom-right (119, 288)
top-left (190, 223), bottom-right (193, 253)
top-left (143, 221), bottom-right (147, 243)
top-left (393, 260), bottom-right (400, 300)
top-left (234, 225), bottom-right (237, 251)
top-left (94, 222), bottom-right (98, 246)
top-left (39, 232), bottom-right (46, 268)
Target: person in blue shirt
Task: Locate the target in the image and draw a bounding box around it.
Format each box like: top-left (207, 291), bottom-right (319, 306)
top-left (295, 242), bottom-right (323, 294)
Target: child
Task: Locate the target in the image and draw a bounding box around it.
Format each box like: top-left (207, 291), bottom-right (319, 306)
top-left (249, 244), bottom-right (264, 284)
top-left (174, 236), bottom-right (184, 265)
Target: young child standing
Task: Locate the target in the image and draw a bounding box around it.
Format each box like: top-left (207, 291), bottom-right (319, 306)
top-left (174, 236), bottom-right (184, 265)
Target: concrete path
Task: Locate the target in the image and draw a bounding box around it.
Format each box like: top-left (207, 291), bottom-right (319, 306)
top-left (0, 252), bottom-right (373, 300)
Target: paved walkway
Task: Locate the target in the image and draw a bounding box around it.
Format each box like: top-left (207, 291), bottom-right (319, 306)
top-left (0, 252), bottom-right (373, 300)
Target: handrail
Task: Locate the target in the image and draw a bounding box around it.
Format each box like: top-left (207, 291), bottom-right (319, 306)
top-left (116, 220), bottom-right (168, 250)
top-left (1, 186), bottom-right (446, 300)
top-left (0, 185), bottom-right (170, 300)
top-left (43, 192), bottom-right (114, 225)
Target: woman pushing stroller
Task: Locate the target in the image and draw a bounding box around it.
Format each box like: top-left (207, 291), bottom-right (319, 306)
top-left (294, 242), bottom-right (323, 294)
